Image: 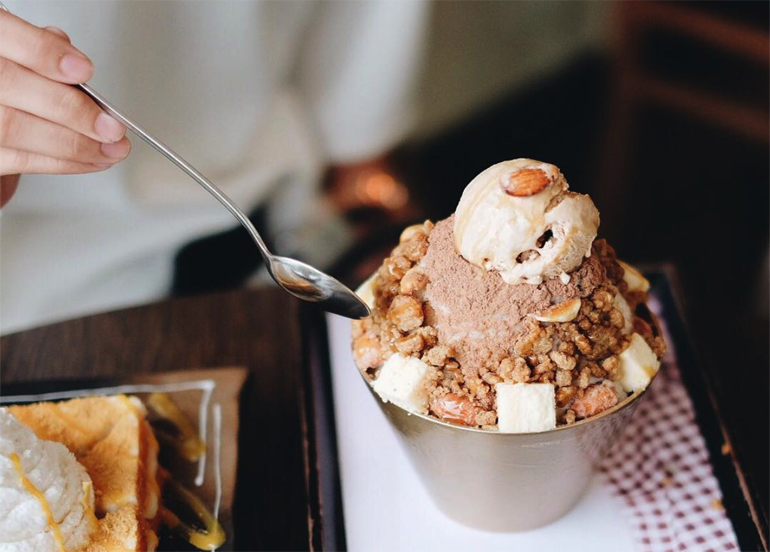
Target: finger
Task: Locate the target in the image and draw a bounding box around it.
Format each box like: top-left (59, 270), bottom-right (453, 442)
top-left (0, 173), bottom-right (20, 208)
top-left (0, 105), bottom-right (131, 164)
top-left (0, 11), bottom-right (92, 83)
top-left (0, 59), bottom-right (126, 143)
top-left (45, 26), bottom-right (71, 42)
top-left (0, 148), bottom-right (111, 176)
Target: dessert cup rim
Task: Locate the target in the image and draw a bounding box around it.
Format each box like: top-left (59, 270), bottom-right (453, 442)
top-left (359, 368), bottom-right (658, 436)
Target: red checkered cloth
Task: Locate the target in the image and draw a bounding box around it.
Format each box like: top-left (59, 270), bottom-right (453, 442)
top-left (601, 299), bottom-right (739, 552)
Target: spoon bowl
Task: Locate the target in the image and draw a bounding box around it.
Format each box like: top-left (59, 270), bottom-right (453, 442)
top-left (269, 257), bottom-right (371, 319)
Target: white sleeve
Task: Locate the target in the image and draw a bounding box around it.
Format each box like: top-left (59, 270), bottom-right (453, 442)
top-left (297, 0), bottom-right (430, 164)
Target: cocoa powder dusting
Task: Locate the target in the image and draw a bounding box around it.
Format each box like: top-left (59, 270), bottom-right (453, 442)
top-left (420, 216), bottom-right (606, 372)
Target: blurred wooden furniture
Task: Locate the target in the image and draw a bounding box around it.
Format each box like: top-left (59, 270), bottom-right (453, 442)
top-left (599, 0), bottom-right (769, 237)
top-left (616, 1), bottom-right (768, 141)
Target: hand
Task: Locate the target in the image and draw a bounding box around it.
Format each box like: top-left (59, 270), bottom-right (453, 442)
top-left (0, 11), bottom-right (131, 206)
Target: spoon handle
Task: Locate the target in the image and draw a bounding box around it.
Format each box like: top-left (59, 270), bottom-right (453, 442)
top-left (77, 83), bottom-right (270, 257)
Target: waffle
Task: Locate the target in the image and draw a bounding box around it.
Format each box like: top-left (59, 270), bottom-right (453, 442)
top-left (9, 396), bottom-right (161, 552)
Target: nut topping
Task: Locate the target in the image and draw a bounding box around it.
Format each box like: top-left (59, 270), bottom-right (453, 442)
top-left (500, 168), bottom-right (551, 197)
top-left (387, 295), bottom-right (424, 332)
top-left (534, 297), bottom-right (581, 323)
top-left (400, 267), bottom-right (429, 295)
top-left (430, 393), bottom-right (477, 425)
top-left (571, 382), bottom-right (619, 419)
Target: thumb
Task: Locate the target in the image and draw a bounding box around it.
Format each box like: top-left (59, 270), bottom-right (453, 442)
top-left (0, 174), bottom-right (20, 208)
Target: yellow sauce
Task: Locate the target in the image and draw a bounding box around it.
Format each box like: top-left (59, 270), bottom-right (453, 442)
top-left (642, 364), bottom-right (657, 378)
top-left (143, 422), bottom-right (162, 518)
top-left (147, 393), bottom-right (206, 461)
top-left (161, 479), bottom-right (225, 551)
top-left (10, 453), bottom-right (66, 552)
top-left (146, 529), bottom-right (160, 552)
top-left (81, 481), bottom-right (98, 528)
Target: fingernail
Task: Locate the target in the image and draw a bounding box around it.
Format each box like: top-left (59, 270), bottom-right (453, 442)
top-left (59, 53), bottom-right (93, 81)
top-left (94, 113), bottom-right (125, 143)
top-left (92, 163), bottom-right (113, 170)
top-left (101, 139), bottom-right (130, 159)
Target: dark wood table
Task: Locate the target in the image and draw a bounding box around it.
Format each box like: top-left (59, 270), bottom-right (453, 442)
top-left (1, 287), bottom-right (312, 552)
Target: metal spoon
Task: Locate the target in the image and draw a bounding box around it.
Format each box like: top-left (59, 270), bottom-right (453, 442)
top-left (0, 3), bottom-right (370, 319)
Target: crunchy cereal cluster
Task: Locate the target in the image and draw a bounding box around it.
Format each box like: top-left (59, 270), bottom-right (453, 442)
top-left (352, 220), bottom-right (436, 370)
top-left (352, 222), bottom-right (665, 429)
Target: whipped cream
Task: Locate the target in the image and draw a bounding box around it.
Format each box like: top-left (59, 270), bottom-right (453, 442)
top-left (454, 159), bottom-right (599, 285)
top-left (0, 408), bottom-right (95, 552)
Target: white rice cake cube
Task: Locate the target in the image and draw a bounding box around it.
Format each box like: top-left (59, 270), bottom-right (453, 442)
top-left (496, 383), bottom-right (556, 433)
top-left (618, 260), bottom-right (650, 292)
top-left (618, 333), bottom-right (660, 393)
top-left (373, 354), bottom-right (431, 415)
top-left (613, 293), bottom-right (634, 334)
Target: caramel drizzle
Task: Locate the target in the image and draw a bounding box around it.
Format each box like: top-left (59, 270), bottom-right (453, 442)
top-left (148, 393), bottom-right (225, 548)
top-left (82, 481), bottom-right (98, 527)
top-left (161, 478), bottom-right (225, 551)
top-left (10, 453), bottom-right (66, 552)
top-left (147, 393), bottom-right (206, 461)
top-left (142, 419), bottom-right (162, 518)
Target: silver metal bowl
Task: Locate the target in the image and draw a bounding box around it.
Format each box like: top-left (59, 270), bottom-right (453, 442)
top-left (361, 373), bottom-right (655, 532)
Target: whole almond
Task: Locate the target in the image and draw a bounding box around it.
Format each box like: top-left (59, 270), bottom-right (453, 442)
top-left (430, 393), bottom-right (477, 426)
top-left (501, 168), bottom-right (551, 197)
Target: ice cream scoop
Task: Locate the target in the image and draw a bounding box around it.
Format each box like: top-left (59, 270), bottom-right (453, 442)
top-left (454, 159), bottom-right (600, 285)
top-left (0, 408), bottom-right (96, 552)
